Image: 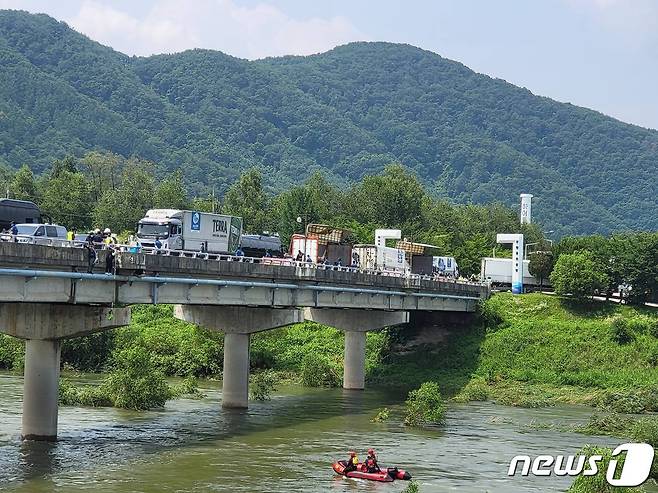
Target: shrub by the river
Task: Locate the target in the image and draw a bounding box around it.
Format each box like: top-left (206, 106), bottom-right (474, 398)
top-left (610, 316), bottom-right (634, 345)
top-left (596, 387), bottom-right (658, 414)
top-left (567, 445), bottom-right (642, 493)
top-left (404, 381), bottom-right (446, 427)
top-left (250, 370), bottom-right (278, 401)
top-left (453, 377), bottom-right (489, 403)
top-left (59, 346), bottom-right (204, 410)
top-left (115, 305), bottom-right (224, 377)
top-left (101, 346), bottom-right (174, 409)
top-left (0, 334), bottom-right (24, 371)
top-left (300, 353), bottom-right (341, 387)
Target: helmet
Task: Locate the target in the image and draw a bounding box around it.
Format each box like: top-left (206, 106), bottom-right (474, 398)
top-left (349, 451), bottom-right (356, 457)
top-left (368, 448), bottom-right (375, 455)
top-left (104, 228), bottom-right (111, 234)
top-left (94, 228), bottom-right (101, 234)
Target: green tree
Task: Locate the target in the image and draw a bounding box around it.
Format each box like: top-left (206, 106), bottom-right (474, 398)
top-left (528, 243), bottom-right (555, 289)
top-left (41, 170), bottom-right (92, 230)
top-left (81, 151), bottom-right (123, 201)
top-left (154, 170), bottom-right (188, 209)
top-left (51, 155), bottom-right (77, 178)
top-left (274, 186), bottom-right (319, 243)
top-left (620, 233), bottom-right (658, 304)
top-left (347, 164), bottom-right (426, 233)
top-left (304, 171), bottom-right (341, 223)
top-left (550, 251), bottom-right (609, 300)
top-left (10, 165), bottom-right (39, 203)
top-left (93, 159), bottom-right (155, 233)
top-left (222, 168), bottom-right (269, 233)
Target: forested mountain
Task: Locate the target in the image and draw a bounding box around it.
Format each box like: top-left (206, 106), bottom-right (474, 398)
top-left (0, 10), bottom-right (657, 236)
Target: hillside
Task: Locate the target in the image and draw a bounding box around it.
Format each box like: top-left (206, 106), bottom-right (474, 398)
top-left (0, 10), bottom-right (657, 236)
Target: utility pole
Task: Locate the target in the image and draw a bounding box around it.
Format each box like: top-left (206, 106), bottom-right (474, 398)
top-left (211, 186), bottom-right (216, 213)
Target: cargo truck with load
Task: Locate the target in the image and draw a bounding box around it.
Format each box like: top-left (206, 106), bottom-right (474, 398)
top-left (136, 209), bottom-right (242, 254)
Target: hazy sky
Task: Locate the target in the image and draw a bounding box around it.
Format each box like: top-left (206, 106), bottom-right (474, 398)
top-left (2, 0), bottom-right (657, 129)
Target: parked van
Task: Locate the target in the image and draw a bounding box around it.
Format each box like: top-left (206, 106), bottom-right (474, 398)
top-left (0, 223), bottom-right (68, 246)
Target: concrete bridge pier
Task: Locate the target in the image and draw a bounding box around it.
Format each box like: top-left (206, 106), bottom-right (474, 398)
top-left (304, 309), bottom-right (409, 390)
top-left (174, 305), bottom-right (303, 409)
top-left (0, 303), bottom-right (131, 441)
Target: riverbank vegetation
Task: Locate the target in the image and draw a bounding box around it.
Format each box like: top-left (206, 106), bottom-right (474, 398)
top-left (404, 382), bottom-right (447, 427)
top-left (452, 293), bottom-right (658, 409)
top-left (59, 345), bottom-right (203, 410)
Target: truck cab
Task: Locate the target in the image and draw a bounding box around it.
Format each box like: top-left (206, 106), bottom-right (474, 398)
top-left (136, 209), bottom-right (183, 250)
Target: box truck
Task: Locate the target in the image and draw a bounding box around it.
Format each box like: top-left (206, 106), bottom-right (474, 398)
top-left (352, 244), bottom-right (409, 274)
top-left (136, 209), bottom-right (242, 254)
top-left (480, 257), bottom-right (545, 289)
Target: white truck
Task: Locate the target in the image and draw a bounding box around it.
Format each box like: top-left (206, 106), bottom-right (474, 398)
top-left (136, 209), bottom-right (242, 254)
top-left (480, 257), bottom-right (545, 289)
top-left (352, 244), bottom-right (409, 274)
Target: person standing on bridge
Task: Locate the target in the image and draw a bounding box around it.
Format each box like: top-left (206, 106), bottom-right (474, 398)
top-left (84, 238), bottom-right (97, 273)
top-left (10, 222), bottom-right (18, 242)
top-left (105, 244), bottom-right (116, 275)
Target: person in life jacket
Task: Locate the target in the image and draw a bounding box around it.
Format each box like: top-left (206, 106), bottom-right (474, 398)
top-left (103, 228), bottom-right (116, 245)
top-left (344, 451), bottom-right (359, 474)
top-left (365, 448), bottom-right (380, 473)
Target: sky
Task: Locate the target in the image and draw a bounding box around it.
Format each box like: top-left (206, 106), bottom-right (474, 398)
top-left (1, 0), bottom-right (657, 130)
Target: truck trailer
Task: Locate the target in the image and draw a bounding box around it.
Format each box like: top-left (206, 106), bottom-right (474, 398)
top-left (480, 257), bottom-right (547, 290)
top-left (136, 209), bottom-right (242, 254)
top-left (352, 244), bottom-right (409, 274)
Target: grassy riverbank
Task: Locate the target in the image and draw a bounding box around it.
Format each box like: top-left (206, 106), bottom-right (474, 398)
top-left (454, 293), bottom-right (658, 410)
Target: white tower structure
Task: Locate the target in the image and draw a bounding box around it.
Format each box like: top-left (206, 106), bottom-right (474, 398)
top-left (520, 194), bottom-right (533, 224)
top-left (496, 233), bottom-right (524, 294)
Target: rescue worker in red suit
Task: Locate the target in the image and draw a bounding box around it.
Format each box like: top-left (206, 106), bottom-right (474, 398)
top-left (365, 448), bottom-right (380, 473)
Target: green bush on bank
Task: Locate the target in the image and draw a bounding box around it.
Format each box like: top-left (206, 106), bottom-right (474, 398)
top-left (404, 381), bottom-right (447, 427)
top-left (0, 334), bottom-right (24, 371)
top-left (567, 445), bottom-right (644, 493)
top-left (114, 305), bottom-right (224, 377)
top-left (300, 353), bottom-right (341, 387)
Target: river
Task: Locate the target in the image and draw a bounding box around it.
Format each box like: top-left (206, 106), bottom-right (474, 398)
top-left (0, 372), bottom-right (653, 492)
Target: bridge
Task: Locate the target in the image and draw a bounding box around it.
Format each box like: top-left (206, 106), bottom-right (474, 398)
top-left (0, 242), bottom-right (489, 441)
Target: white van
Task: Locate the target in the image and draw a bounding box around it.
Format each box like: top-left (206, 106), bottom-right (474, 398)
top-left (0, 223), bottom-right (68, 246)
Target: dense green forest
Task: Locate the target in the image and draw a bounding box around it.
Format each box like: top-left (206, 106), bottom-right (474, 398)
top-left (1, 10), bottom-right (657, 237)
